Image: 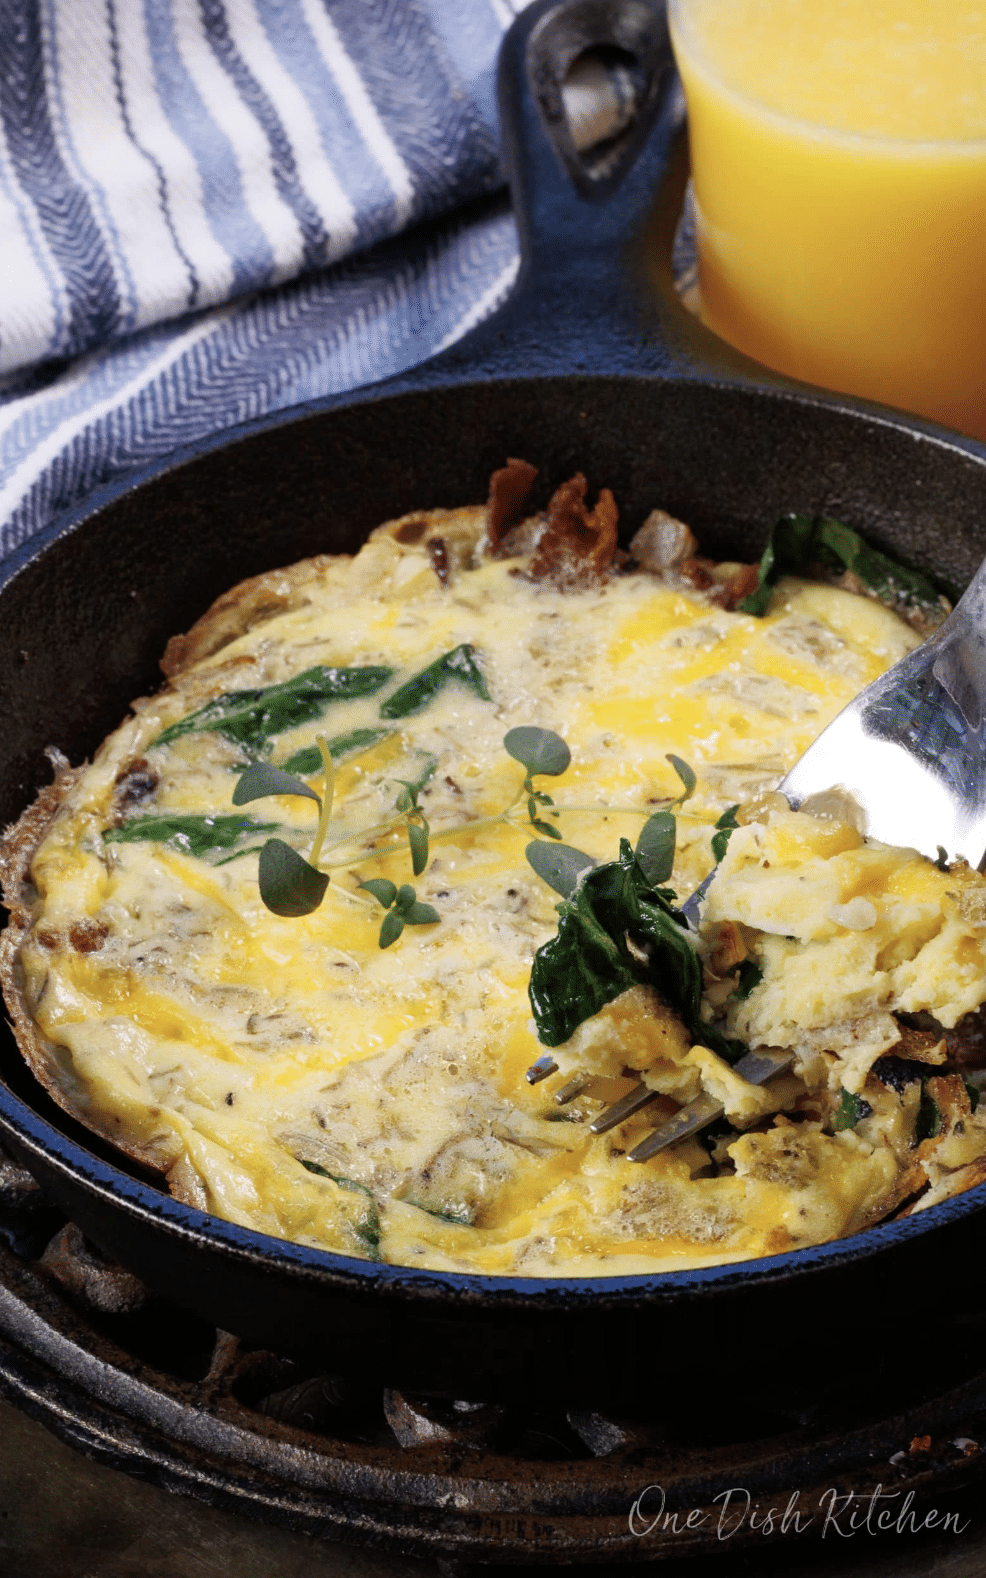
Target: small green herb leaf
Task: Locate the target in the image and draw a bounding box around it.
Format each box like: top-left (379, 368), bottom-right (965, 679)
top-left (504, 726), bottom-right (571, 777)
top-left (258, 838), bottom-right (329, 917)
top-left (833, 1088), bottom-right (873, 1132)
top-left (104, 814), bottom-right (278, 859)
top-left (965, 1082), bottom-right (982, 1114)
top-left (362, 880), bottom-right (439, 944)
top-left (380, 644), bottom-right (490, 719)
top-left (531, 818), bottom-right (563, 840)
top-left (359, 878), bottom-right (397, 908)
top-left (732, 959), bottom-right (764, 1000)
top-left (379, 909), bottom-right (405, 948)
top-left (281, 727), bottom-right (391, 776)
top-left (635, 811), bottom-right (676, 888)
top-left (394, 758), bottom-right (439, 815)
top-left (666, 754), bottom-right (696, 803)
top-left (232, 762), bottom-right (321, 807)
top-left (525, 840), bottom-right (597, 898)
top-left (156, 665), bottom-right (394, 752)
top-left (711, 805), bottom-right (740, 864)
top-left (407, 820), bottom-right (429, 875)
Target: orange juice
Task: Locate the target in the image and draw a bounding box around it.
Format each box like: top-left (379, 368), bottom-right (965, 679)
top-left (668, 0), bottom-right (986, 440)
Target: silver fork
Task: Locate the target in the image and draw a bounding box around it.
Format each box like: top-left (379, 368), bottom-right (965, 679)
top-left (527, 554), bottom-right (986, 1158)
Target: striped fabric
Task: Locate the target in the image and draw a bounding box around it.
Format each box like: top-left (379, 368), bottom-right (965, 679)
top-left (0, 0), bottom-right (534, 557)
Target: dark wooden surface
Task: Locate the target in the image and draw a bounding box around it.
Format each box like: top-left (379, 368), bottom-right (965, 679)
top-left (1, 1394), bottom-right (985, 1578)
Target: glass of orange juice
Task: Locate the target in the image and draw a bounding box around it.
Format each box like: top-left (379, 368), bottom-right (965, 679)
top-left (667, 0), bottom-right (986, 442)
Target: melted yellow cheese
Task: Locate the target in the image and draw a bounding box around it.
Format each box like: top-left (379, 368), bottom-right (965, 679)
top-left (22, 512), bottom-right (983, 1276)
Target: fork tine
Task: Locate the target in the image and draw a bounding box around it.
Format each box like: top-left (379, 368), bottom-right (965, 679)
top-left (678, 869), bottom-right (716, 932)
top-left (627, 1093), bottom-right (724, 1161)
top-left (554, 1073), bottom-right (591, 1104)
top-left (589, 1082), bottom-right (661, 1134)
top-left (627, 1049), bottom-right (796, 1161)
top-left (526, 1054), bottom-right (559, 1085)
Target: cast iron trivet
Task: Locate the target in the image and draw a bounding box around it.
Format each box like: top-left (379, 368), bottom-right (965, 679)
top-left (0, 1144), bottom-right (982, 1566)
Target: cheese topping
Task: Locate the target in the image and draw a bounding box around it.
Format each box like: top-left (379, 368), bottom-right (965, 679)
top-left (12, 505), bottom-right (986, 1275)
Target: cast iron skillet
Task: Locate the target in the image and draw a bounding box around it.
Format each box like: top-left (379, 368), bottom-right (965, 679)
top-left (2, 0), bottom-right (986, 1416)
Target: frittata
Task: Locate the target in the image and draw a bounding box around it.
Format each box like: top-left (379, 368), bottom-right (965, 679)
top-left (3, 467), bottom-right (984, 1275)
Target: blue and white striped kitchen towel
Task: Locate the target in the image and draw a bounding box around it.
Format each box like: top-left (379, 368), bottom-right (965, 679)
top-left (0, 0), bottom-right (540, 559)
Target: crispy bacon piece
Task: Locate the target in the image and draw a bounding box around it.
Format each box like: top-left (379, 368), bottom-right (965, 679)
top-left (487, 458), bottom-right (538, 554)
top-left (892, 1022), bottom-right (947, 1064)
top-left (527, 473), bottom-right (619, 586)
top-left (682, 557), bottom-right (760, 610)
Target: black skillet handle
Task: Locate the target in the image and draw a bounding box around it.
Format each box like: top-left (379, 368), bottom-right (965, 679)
top-left (427, 0), bottom-right (718, 383)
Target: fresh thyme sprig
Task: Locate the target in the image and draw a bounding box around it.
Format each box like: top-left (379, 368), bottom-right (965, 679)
top-left (395, 778), bottom-right (430, 875)
top-left (359, 879), bottom-right (440, 948)
top-left (503, 725), bottom-right (570, 840)
top-left (230, 724), bottom-right (700, 946)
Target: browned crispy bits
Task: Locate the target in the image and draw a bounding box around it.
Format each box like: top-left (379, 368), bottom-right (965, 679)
top-left (486, 458), bottom-right (538, 554)
top-left (891, 1022), bottom-right (946, 1064)
top-left (681, 558), bottom-right (760, 610)
top-left (68, 918), bottom-right (109, 954)
top-left (392, 517), bottom-right (429, 545)
top-left (924, 1073), bottom-right (975, 1131)
top-left (527, 472), bottom-right (619, 586)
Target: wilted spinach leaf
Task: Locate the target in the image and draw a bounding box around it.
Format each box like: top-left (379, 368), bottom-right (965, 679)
top-left (380, 644), bottom-right (490, 718)
top-left (916, 1090), bottom-right (943, 1142)
top-left (300, 1160), bottom-right (381, 1255)
top-left (104, 813), bottom-right (278, 859)
top-left (281, 727), bottom-right (391, 776)
top-left (732, 959), bottom-right (763, 1000)
top-left (529, 837), bottom-right (707, 1049)
top-left (408, 1201), bottom-right (474, 1225)
top-left (156, 666), bottom-right (393, 753)
top-left (833, 1088), bottom-right (873, 1132)
top-left (740, 513), bottom-right (947, 624)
